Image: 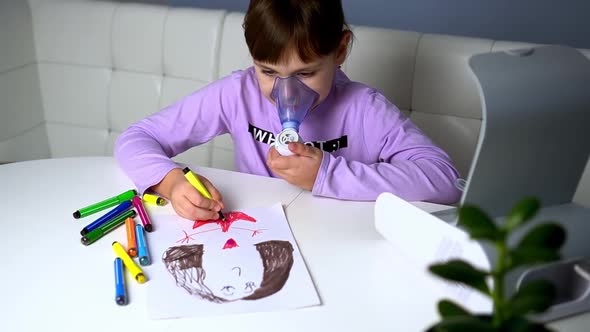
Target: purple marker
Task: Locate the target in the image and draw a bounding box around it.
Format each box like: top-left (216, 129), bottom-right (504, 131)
top-left (132, 196), bottom-right (153, 232)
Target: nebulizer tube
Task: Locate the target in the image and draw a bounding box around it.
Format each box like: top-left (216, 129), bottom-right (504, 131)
top-left (270, 76), bottom-right (319, 156)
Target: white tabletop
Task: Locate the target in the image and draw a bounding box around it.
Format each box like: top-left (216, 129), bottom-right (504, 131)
top-left (0, 157), bottom-right (587, 331)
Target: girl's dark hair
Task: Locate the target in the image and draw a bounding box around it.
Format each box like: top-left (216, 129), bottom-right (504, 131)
top-left (242, 240), bottom-right (294, 300)
top-left (162, 240), bottom-right (295, 302)
top-left (243, 0), bottom-right (351, 64)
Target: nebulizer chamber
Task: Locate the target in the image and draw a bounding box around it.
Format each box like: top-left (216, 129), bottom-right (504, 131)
top-left (271, 76), bottom-right (319, 156)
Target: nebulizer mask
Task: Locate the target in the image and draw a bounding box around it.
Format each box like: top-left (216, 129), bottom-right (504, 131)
top-left (270, 76), bottom-right (319, 156)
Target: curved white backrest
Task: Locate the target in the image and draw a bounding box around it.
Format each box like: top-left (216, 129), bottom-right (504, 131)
top-left (1, 0), bottom-right (589, 206)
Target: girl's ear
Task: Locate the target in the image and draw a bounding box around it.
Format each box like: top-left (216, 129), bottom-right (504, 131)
top-left (335, 30), bottom-right (352, 66)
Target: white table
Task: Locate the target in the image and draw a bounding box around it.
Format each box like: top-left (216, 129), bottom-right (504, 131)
top-left (0, 157), bottom-right (587, 331)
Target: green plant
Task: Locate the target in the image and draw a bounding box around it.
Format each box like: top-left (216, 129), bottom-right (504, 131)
top-left (427, 197), bottom-right (566, 332)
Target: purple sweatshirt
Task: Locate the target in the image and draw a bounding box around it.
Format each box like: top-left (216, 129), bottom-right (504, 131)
top-left (115, 67), bottom-right (461, 204)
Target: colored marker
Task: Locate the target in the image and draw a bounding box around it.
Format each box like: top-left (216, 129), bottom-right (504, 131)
top-left (142, 193), bottom-right (166, 206)
top-left (80, 200), bottom-right (133, 235)
top-left (114, 258), bottom-right (127, 306)
top-left (73, 189), bottom-right (137, 219)
top-left (132, 196), bottom-right (153, 233)
top-left (81, 209), bottom-right (136, 246)
top-left (125, 217), bottom-right (137, 257)
top-left (112, 241), bottom-right (146, 284)
top-left (135, 224), bottom-right (151, 266)
top-left (182, 167), bottom-right (226, 221)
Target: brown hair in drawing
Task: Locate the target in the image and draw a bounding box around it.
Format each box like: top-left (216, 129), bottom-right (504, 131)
top-left (162, 240), bottom-right (294, 303)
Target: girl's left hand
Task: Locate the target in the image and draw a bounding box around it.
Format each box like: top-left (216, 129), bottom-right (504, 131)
top-left (266, 142), bottom-right (323, 191)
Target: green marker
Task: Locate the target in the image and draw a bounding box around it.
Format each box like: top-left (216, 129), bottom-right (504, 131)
top-left (81, 210), bottom-right (137, 246)
top-left (73, 189), bottom-right (137, 219)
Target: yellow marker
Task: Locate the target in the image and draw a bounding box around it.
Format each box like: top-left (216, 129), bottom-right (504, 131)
top-left (182, 167), bottom-right (226, 220)
top-left (112, 241), bottom-right (146, 284)
top-left (142, 193), bottom-right (166, 206)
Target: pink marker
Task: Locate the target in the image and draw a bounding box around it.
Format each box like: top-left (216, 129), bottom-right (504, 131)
top-left (132, 196), bottom-right (153, 232)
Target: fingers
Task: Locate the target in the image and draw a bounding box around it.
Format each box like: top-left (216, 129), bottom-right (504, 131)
top-left (266, 146), bottom-right (280, 164)
top-left (268, 157), bottom-right (291, 171)
top-left (289, 142), bottom-right (322, 158)
top-left (184, 185), bottom-right (220, 210)
top-left (170, 177), bottom-right (223, 221)
top-left (174, 194), bottom-right (220, 221)
top-left (267, 146), bottom-right (293, 171)
top-left (266, 143), bottom-right (323, 191)
top-left (287, 142), bottom-right (307, 155)
top-left (198, 175), bottom-right (224, 210)
top-left (268, 143), bottom-right (321, 171)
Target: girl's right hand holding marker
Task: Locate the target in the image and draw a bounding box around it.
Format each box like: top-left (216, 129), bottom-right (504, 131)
top-left (151, 168), bottom-right (224, 221)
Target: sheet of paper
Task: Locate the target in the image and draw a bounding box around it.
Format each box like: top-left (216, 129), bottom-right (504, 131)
top-left (375, 193), bottom-right (493, 313)
top-left (146, 202), bottom-right (320, 319)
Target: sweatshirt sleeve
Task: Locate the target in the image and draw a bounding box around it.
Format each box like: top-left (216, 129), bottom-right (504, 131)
top-left (114, 76), bottom-right (235, 194)
top-left (311, 92), bottom-right (462, 204)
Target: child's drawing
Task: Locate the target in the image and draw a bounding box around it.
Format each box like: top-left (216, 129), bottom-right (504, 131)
top-left (223, 238), bottom-right (239, 249)
top-left (192, 211), bottom-right (257, 231)
top-left (177, 211), bottom-right (267, 248)
top-left (162, 240), bottom-right (294, 303)
top-left (147, 203), bottom-right (320, 319)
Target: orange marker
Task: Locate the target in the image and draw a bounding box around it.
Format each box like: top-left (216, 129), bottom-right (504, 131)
top-left (125, 217), bottom-right (137, 257)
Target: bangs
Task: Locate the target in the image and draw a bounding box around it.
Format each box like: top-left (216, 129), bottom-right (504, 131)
top-left (244, 0), bottom-right (345, 64)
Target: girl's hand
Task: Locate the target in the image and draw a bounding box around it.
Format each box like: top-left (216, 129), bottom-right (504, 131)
top-left (266, 142), bottom-right (323, 191)
top-left (152, 168), bottom-right (224, 221)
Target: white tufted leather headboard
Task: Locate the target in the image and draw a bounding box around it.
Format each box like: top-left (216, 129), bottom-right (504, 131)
top-left (1, 0), bottom-right (590, 205)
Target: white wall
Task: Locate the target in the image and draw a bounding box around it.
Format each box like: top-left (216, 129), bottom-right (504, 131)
top-left (0, 0), bottom-right (48, 162)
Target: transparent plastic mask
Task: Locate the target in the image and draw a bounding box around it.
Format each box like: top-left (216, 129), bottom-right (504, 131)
top-left (270, 76), bottom-right (319, 156)
top-left (270, 76), bottom-right (319, 131)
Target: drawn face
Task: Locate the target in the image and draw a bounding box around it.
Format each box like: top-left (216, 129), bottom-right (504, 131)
top-left (201, 245), bottom-right (264, 301)
top-left (163, 240), bottom-right (294, 303)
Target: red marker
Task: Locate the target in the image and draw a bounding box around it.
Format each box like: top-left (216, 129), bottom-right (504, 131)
top-left (132, 196), bottom-right (153, 232)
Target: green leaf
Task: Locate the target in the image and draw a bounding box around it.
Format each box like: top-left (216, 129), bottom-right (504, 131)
top-left (458, 205), bottom-right (503, 241)
top-left (500, 316), bottom-right (531, 332)
top-left (429, 260), bottom-right (490, 296)
top-left (501, 316), bottom-right (555, 332)
top-left (438, 299), bottom-right (471, 318)
top-left (428, 316), bottom-right (495, 332)
top-left (509, 247), bottom-right (561, 268)
top-left (520, 324), bottom-right (554, 332)
top-left (507, 280), bottom-right (556, 316)
top-left (508, 223), bottom-right (565, 268)
top-left (505, 197), bottom-right (540, 231)
top-left (517, 223), bottom-right (566, 250)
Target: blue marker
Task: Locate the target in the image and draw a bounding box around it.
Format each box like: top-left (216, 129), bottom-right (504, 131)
top-left (136, 224), bottom-right (151, 266)
top-left (114, 258), bottom-right (127, 305)
top-left (80, 200), bottom-right (132, 235)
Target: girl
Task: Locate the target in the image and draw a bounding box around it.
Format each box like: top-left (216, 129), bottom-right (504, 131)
top-left (115, 0), bottom-right (461, 221)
